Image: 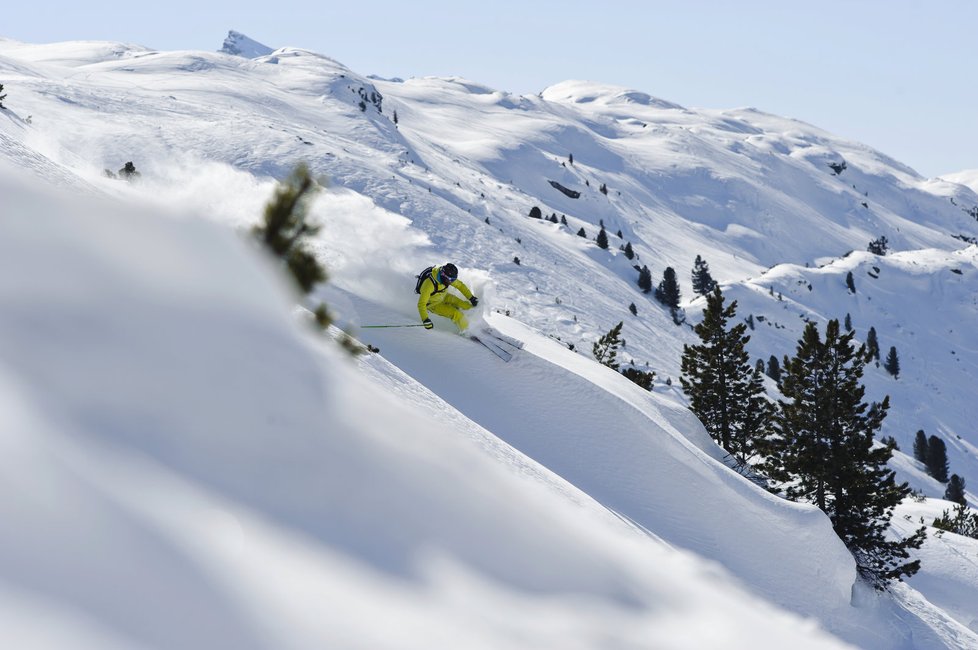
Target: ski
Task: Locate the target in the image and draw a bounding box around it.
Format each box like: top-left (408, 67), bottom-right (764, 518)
top-left (470, 335), bottom-right (512, 362)
top-left (479, 327), bottom-right (524, 350)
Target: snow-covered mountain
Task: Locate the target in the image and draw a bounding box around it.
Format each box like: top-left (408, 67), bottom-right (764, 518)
top-left (1, 33), bottom-right (977, 648)
top-left (220, 30), bottom-right (274, 58)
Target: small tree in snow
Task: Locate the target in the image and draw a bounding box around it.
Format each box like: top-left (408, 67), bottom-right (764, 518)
top-left (868, 236), bottom-right (889, 255)
top-left (944, 475), bottom-right (967, 506)
top-left (593, 321), bottom-right (623, 370)
top-left (865, 327), bottom-right (881, 363)
top-left (692, 255), bottom-right (718, 296)
top-left (596, 226), bottom-right (609, 250)
top-left (766, 355), bottom-right (782, 383)
top-left (883, 346), bottom-right (900, 378)
top-left (926, 435), bottom-right (949, 483)
top-left (913, 430), bottom-right (928, 464)
top-left (655, 267), bottom-right (681, 309)
top-left (638, 265), bottom-right (653, 293)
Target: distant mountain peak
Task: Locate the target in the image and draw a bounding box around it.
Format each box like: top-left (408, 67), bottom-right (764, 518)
top-left (220, 30), bottom-right (273, 58)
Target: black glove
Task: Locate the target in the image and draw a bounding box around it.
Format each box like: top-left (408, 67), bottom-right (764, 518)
top-left (423, 318), bottom-right (433, 330)
top-left (469, 296), bottom-right (479, 307)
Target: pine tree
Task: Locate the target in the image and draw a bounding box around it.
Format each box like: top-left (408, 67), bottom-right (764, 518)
top-left (681, 287), bottom-right (773, 464)
top-left (628, 302), bottom-right (637, 316)
top-left (691, 255), bottom-right (718, 295)
top-left (865, 327), bottom-right (880, 362)
top-left (945, 474), bottom-right (967, 506)
top-left (913, 430), bottom-right (929, 463)
top-left (932, 504), bottom-right (978, 538)
top-left (926, 435), bottom-right (949, 483)
top-left (621, 365), bottom-right (656, 390)
top-left (884, 346), bottom-right (900, 378)
top-left (593, 321), bottom-right (623, 370)
top-left (0, 83), bottom-right (6, 109)
top-left (765, 320), bottom-right (924, 588)
top-left (766, 355), bottom-right (782, 383)
top-left (529, 206), bottom-right (542, 219)
top-left (253, 163), bottom-right (326, 295)
top-left (560, 215), bottom-right (568, 226)
top-left (844, 313), bottom-right (853, 332)
top-left (577, 227), bottom-right (587, 238)
top-left (118, 161), bottom-right (141, 180)
top-left (655, 267), bottom-right (681, 309)
top-left (868, 236), bottom-right (889, 255)
top-left (637, 265), bottom-right (652, 293)
top-left (624, 242), bottom-right (635, 260)
top-left (596, 226), bottom-right (609, 250)
top-left (846, 271), bottom-right (856, 293)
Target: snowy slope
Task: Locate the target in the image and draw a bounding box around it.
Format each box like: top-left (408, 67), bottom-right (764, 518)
top-left (0, 170), bottom-right (864, 649)
top-left (941, 169), bottom-right (978, 194)
top-left (2, 34), bottom-right (978, 648)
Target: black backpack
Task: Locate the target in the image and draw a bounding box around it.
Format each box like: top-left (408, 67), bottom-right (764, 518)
top-left (414, 266), bottom-right (435, 294)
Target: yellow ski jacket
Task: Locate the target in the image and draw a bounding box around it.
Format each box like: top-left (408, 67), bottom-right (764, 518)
top-left (417, 266), bottom-right (474, 320)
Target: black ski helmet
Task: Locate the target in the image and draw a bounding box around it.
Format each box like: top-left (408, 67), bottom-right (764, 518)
top-left (441, 263), bottom-right (458, 283)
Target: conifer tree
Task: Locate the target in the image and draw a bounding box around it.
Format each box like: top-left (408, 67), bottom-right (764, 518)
top-left (865, 327), bottom-right (880, 362)
top-left (250, 162), bottom-right (357, 351)
top-left (629, 302), bottom-right (637, 316)
top-left (577, 227), bottom-right (587, 238)
top-left (655, 267), bottom-right (681, 309)
top-left (846, 271), bottom-right (856, 293)
top-left (681, 287), bottom-right (773, 464)
top-left (844, 313), bottom-right (853, 332)
top-left (766, 355), bottom-right (782, 383)
top-left (868, 236), bottom-right (889, 255)
top-left (933, 504), bottom-right (978, 538)
top-left (884, 346), bottom-right (900, 378)
top-left (913, 430), bottom-right (929, 464)
top-left (560, 215), bottom-right (568, 226)
top-left (624, 241), bottom-right (635, 260)
top-left (118, 161), bottom-right (141, 181)
top-left (0, 83), bottom-right (6, 109)
top-left (593, 321), bottom-right (623, 370)
top-left (765, 319), bottom-right (924, 588)
top-left (691, 255), bottom-right (718, 296)
top-left (621, 365), bottom-right (656, 390)
top-left (945, 475), bottom-right (967, 506)
top-left (926, 435), bottom-right (949, 483)
top-left (253, 163), bottom-right (326, 295)
top-left (637, 265), bottom-right (652, 293)
top-left (596, 226), bottom-right (609, 250)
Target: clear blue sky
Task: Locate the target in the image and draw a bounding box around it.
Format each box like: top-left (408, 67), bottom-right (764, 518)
top-left (5, 0), bottom-right (976, 177)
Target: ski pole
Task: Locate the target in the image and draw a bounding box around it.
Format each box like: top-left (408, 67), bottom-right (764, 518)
top-left (360, 324), bottom-right (426, 329)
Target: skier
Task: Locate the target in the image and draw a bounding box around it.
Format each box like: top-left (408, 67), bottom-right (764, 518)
top-left (417, 263), bottom-right (478, 332)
